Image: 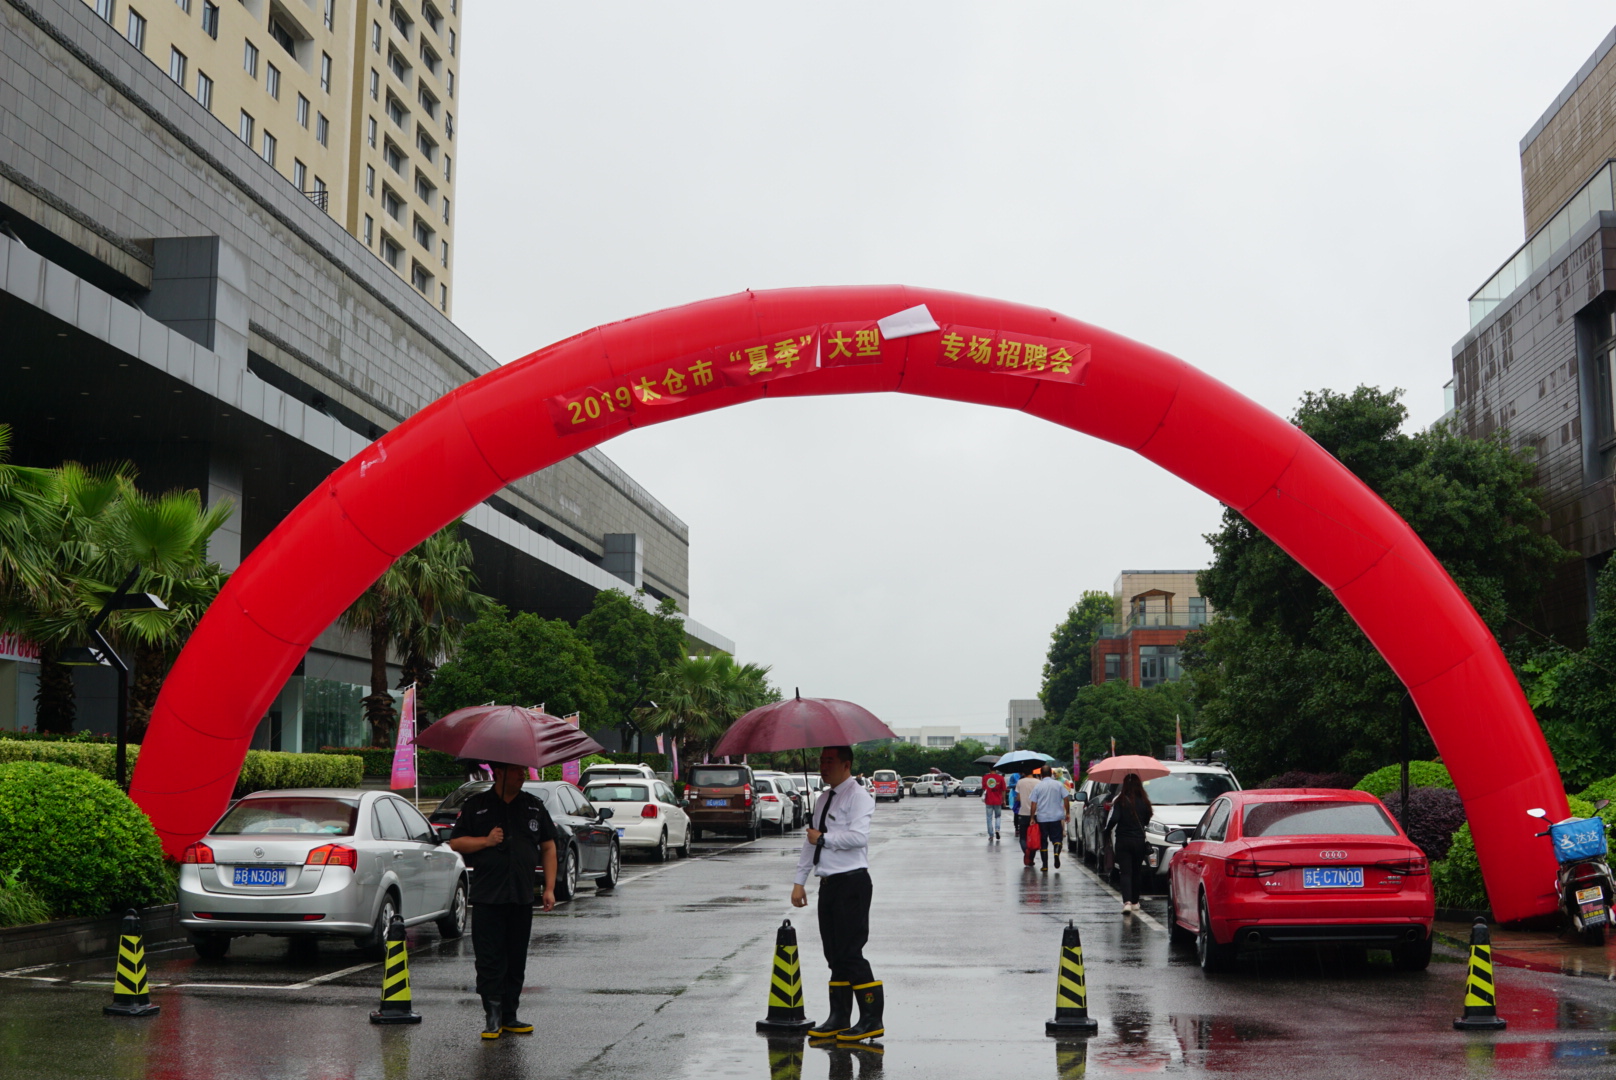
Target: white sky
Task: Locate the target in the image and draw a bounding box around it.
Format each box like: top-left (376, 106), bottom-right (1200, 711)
top-left (451, 3), bottom-right (1616, 734)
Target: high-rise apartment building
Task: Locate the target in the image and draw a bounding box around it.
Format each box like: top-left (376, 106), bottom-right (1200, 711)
top-left (80, 0), bottom-right (459, 312)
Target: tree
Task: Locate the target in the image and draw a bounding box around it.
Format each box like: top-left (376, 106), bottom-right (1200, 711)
top-left (0, 425), bottom-right (60, 600)
top-left (1039, 591), bottom-right (1117, 720)
top-left (576, 589), bottom-right (686, 746)
top-left (1185, 386), bottom-right (1569, 782)
top-left (1517, 555), bottom-right (1616, 789)
top-left (1025, 679), bottom-right (1189, 762)
top-left (422, 605), bottom-right (610, 722)
top-left (637, 655), bottom-right (778, 764)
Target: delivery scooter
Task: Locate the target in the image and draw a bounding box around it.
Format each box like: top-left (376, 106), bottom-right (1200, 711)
top-left (1528, 799), bottom-right (1614, 946)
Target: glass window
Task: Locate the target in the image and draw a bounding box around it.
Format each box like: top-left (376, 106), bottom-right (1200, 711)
top-left (168, 47), bottom-right (186, 86)
top-left (391, 4), bottom-right (412, 38)
top-left (292, 159), bottom-right (306, 189)
top-left (315, 113), bottom-right (329, 146)
top-left (1138, 644), bottom-right (1181, 688)
top-left (260, 130), bottom-right (275, 166)
top-left (441, 196), bottom-right (449, 223)
top-left (265, 63), bottom-right (280, 99)
top-left (370, 69), bottom-right (380, 100)
top-left (449, 28), bottom-right (455, 55)
top-left (1242, 800), bottom-right (1398, 838)
top-left (175, 0), bottom-right (190, 11)
top-left (1142, 772), bottom-right (1235, 806)
top-left (1597, 351), bottom-right (1615, 446)
top-left (688, 766), bottom-right (746, 788)
top-left (1203, 799), bottom-right (1232, 841)
top-left (296, 93), bottom-right (309, 128)
top-left (446, 69), bottom-right (453, 97)
top-left (415, 128), bottom-right (436, 161)
top-left (586, 784), bottom-right (649, 803)
top-left (365, 164), bottom-right (375, 195)
top-left (387, 94), bottom-right (406, 127)
top-left (244, 40), bottom-right (259, 78)
top-left (125, 8), bottom-right (146, 50)
top-left (367, 116), bottom-right (377, 147)
top-left (201, 1), bottom-right (218, 38)
top-left (413, 217), bottom-right (432, 247)
top-left (440, 238), bottom-right (447, 266)
top-left (444, 111), bottom-right (453, 140)
top-left (95, 0), bottom-right (114, 23)
top-left (372, 20), bottom-right (382, 52)
top-left (269, 18), bottom-right (295, 56)
top-left (442, 154), bottom-right (450, 181)
top-left (238, 109), bottom-right (254, 144)
top-left (394, 800), bottom-right (437, 843)
top-left (372, 797), bottom-right (410, 841)
top-left (195, 70), bottom-right (213, 110)
top-left (436, 782), bottom-right (490, 810)
top-left (213, 797), bottom-right (358, 836)
top-left (320, 52), bottom-right (332, 92)
top-left (573, 789), bottom-right (597, 818)
top-left (385, 140), bottom-right (405, 172)
top-left (381, 236), bottom-right (401, 267)
top-left (313, 175), bottom-right (326, 200)
top-left (382, 187), bottom-right (402, 219)
top-left (389, 49), bottom-right (408, 81)
top-left (411, 261), bottom-right (430, 293)
top-left (363, 214), bottom-right (374, 245)
top-left (324, 0), bottom-right (334, 29)
top-left (1103, 653), bottom-right (1121, 679)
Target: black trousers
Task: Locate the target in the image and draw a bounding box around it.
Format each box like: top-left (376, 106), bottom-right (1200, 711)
top-left (471, 902), bottom-right (533, 1005)
top-left (1114, 836), bottom-right (1149, 904)
top-left (1036, 818), bottom-right (1064, 861)
top-left (817, 869), bottom-right (874, 985)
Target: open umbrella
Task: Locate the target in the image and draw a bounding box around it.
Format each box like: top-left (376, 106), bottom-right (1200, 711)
top-left (1085, 754), bottom-right (1169, 784)
top-left (415, 705), bottom-right (605, 770)
top-left (712, 694), bottom-right (895, 757)
top-left (995, 749), bottom-right (1056, 773)
top-left (973, 754), bottom-right (1003, 767)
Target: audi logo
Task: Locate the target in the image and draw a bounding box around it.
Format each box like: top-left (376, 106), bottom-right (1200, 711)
top-left (1318, 850), bottom-right (1348, 860)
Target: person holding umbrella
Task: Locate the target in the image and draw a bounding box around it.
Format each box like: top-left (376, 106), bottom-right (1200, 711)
top-left (1104, 772), bottom-right (1154, 913)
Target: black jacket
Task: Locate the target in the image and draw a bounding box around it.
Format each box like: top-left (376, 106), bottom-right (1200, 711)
top-left (1105, 795), bottom-right (1151, 845)
top-left (450, 789), bottom-right (557, 904)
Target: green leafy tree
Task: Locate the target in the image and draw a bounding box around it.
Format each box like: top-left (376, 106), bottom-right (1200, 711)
top-left (1519, 555), bottom-right (1616, 788)
top-left (576, 589), bottom-right (687, 746)
top-left (1039, 591), bottom-right (1118, 720)
top-left (1185, 386), bottom-right (1569, 782)
top-left (638, 655), bottom-right (777, 764)
top-left (422, 604), bottom-right (610, 722)
top-left (0, 425), bottom-right (60, 600)
top-left (1026, 679), bottom-right (1190, 762)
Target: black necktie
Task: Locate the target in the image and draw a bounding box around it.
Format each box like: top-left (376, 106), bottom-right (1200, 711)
top-left (813, 787), bottom-right (835, 866)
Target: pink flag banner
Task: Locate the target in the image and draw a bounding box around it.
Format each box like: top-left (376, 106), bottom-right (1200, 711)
top-left (655, 734), bottom-right (665, 754)
top-left (1175, 715), bottom-right (1185, 762)
top-left (561, 713), bottom-right (582, 785)
top-left (390, 684), bottom-right (418, 791)
top-left (671, 738), bottom-right (679, 780)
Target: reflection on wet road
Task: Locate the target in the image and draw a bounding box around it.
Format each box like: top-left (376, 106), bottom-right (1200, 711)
top-left (4, 797), bottom-right (1616, 1077)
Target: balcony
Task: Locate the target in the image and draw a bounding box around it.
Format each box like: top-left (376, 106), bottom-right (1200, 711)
top-left (1096, 611), bottom-right (1209, 637)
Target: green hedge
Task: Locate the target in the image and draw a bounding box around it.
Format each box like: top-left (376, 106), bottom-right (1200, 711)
top-left (0, 762), bottom-right (172, 918)
top-left (1354, 761), bottom-right (1453, 797)
top-left (317, 746), bottom-right (463, 778)
top-left (0, 742), bottom-right (361, 796)
top-left (1431, 794), bottom-right (1611, 912)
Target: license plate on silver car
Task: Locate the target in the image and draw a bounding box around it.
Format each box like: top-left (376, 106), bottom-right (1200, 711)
top-left (232, 866), bottom-right (287, 887)
top-left (1303, 867), bottom-right (1363, 889)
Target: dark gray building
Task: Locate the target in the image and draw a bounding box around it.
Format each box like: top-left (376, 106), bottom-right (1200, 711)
top-left (0, 0), bottom-right (730, 746)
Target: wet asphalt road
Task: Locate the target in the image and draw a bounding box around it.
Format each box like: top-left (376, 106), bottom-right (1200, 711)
top-left (6, 796), bottom-right (1616, 1078)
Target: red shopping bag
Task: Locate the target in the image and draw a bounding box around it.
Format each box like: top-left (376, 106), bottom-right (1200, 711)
top-left (1026, 819), bottom-right (1042, 853)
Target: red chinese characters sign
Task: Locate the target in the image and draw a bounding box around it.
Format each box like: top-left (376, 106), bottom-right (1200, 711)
top-left (933, 325), bottom-right (1091, 384)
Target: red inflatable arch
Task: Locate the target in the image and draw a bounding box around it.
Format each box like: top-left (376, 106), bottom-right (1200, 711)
top-left (132, 286), bottom-right (1566, 922)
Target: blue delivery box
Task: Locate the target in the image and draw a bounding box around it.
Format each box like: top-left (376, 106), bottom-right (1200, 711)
top-left (1550, 817), bottom-right (1609, 864)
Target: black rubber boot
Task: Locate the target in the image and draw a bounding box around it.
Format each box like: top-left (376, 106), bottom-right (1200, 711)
top-left (809, 981), bottom-right (853, 1038)
top-left (838, 981), bottom-right (884, 1041)
top-left (481, 996), bottom-right (503, 1040)
top-left (501, 991), bottom-right (533, 1034)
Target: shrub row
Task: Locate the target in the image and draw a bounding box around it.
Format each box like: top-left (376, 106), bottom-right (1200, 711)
top-left (1379, 786), bottom-right (1466, 861)
top-left (1254, 770), bottom-right (1361, 790)
top-left (1354, 761), bottom-right (1453, 797)
top-left (0, 742), bottom-right (361, 796)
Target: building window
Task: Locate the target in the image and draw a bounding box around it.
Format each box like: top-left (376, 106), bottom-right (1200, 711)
top-left (440, 239), bottom-right (448, 266)
top-left (1103, 653), bottom-right (1121, 680)
top-left (381, 235), bottom-right (401, 268)
top-left (441, 196), bottom-right (449, 223)
top-left (238, 109), bottom-right (253, 144)
top-left (174, 0), bottom-right (190, 14)
top-left (269, 18), bottom-right (296, 57)
top-left (312, 176), bottom-right (327, 209)
top-left (442, 154), bottom-right (450, 181)
top-left (446, 69), bottom-right (453, 98)
top-left (384, 140), bottom-right (405, 173)
top-left (439, 283), bottom-right (447, 310)
top-left (372, 19), bottom-right (382, 52)
top-left (382, 187), bottom-right (403, 221)
top-left (1188, 596), bottom-right (1207, 623)
top-left (419, 40), bottom-right (440, 76)
top-left (415, 128), bottom-right (437, 162)
top-left (414, 216), bottom-right (433, 248)
top-left (168, 47), bottom-right (187, 87)
top-left (365, 164), bottom-right (376, 196)
top-left (422, 1), bottom-right (442, 34)
top-left (243, 40), bottom-right (259, 79)
top-left (411, 262), bottom-right (431, 293)
top-left (125, 8), bottom-right (146, 50)
top-left (95, 0), bottom-right (114, 23)
top-left (417, 85), bottom-right (438, 119)
top-left (388, 49), bottom-right (408, 82)
top-left (414, 172), bottom-right (435, 202)
top-left (260, 130), bottom-right (276, 166)
top-left (386, 93), bottom-right (406, 127)
top-left (201, 1), bottom-right (218, 38)
top-left (320, 52), bottom-right (332, 93)
top-left (391, 4), bottom-right (412, 39)
top-left (323, 0), bottom-right (334, 30)
top-left (448, 27), bottom-right (455, 56)
top-left (1137, 645), bottom-right (1181, 689)
top-left (369, 69), bottom-right (380, 100)
top-left (293, 159), bottom-right (307, 189)
top-left (265, 63), bottom-right (281, 99)
top-left (366, 116), bottom-right (378, 147)
top-left (926, 736), bottom-right (953, 747)
top-left (296, 93), bottom-right (309, 128)
top-left (315, 113), bottom-right (329, 147)
top-left (363, 214), bottom-right (374, 246)
top-left (195, 70), bottom-right (213, 110)
top-left (444, 112), bottom-right (453, 141)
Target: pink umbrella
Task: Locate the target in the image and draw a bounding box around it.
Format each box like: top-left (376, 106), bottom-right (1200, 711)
top-left (1085, 754), bottom-right (1170, 784)
top-left (416, 705), bottom-right (605, 770)
top-left (712, 694), bottom-right (895, 757)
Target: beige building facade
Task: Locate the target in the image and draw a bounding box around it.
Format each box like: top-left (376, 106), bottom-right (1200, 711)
top-left (81, 0), bottom-right (459, 312)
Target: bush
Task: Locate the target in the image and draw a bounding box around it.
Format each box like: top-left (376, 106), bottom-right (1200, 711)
top-left (0, 740), bottom-right (126, 775)
top-left (1431, 824), bottom-right (1487, 911)
top-left (0, 866), bottom-right (51, 927)
top-left (0, 762), bottom-right (172, 918)
top-left (1255, 770), bottom-right (1360, 790)
top-left (0, 742), bottom-right (361, 796)
top-left (1379, 786), bottom-right (1467, 860)
top-left (1354, 761), bottom-right (1453, 797)
top-left (317, 746), bottom-right (463, 778)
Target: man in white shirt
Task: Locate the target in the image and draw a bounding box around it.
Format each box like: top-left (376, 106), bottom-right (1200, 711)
top-left (791, 745), bottom-right (882, 1042)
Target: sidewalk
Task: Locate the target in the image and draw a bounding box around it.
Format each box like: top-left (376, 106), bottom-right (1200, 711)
top-left (1434, 918), bottom-right (1616, 979)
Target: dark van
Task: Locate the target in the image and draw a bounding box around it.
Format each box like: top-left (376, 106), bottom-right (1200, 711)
top-left (684, 764), bottom-right (761, 841)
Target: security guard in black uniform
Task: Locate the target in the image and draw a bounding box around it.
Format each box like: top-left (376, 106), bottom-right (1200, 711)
top-left (449, 761), bottom-right (558, 1039)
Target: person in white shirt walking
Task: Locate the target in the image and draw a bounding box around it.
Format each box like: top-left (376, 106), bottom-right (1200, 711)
top-left (1014, 770), bottom-right (1042, 866)
top-left (792, 745), bottom-right (883, 1043)
top-left (1028, 771), bottom-right (1071, 872)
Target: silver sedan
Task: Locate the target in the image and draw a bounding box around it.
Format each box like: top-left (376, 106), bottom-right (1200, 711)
top-left (176, 788), bottom-right (468, 959)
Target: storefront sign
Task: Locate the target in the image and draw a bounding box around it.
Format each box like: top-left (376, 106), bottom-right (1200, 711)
top-left (0, 633), bottom-right (40, 663)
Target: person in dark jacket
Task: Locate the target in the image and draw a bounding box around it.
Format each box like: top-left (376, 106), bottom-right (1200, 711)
top-left (1104, 772), bottom-right (1153, 913)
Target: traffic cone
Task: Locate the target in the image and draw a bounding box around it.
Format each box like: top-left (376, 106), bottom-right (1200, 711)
top-left (765, 1035), bottom-right (805, 1080)
top-left (1055, 1039), bottom-right (1089, 1079)
top-left (1453, 917), bottom-right (1507, 1031)
top-left (369, 916), bottom-right (422, 1025)
top-left (756, 919), bottom-right (814, 1033)
top-left (104, 909), bottom-right (160, 1017)
top-left (1045, 920), bottom-right (1099, 1035)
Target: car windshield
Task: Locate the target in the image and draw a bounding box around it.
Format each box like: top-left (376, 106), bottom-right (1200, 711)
top-left (213, 797), bottom-right (358, 836)
top-left (1242, 800), bottom-right (1398, 838)
top-left (586, 784), bottom-right (650, 802)
top-left (873, 771), bottom-right (898, 782)
top-left (437, 782), bottom-right (493, 810)
top-left (1144, 773), bottom-right (1237, 806)
top-left (690, 767), bottom-right (746, 787)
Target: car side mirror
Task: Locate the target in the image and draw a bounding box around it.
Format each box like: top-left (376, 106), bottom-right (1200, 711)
top-left (1071, 791), bottom-right (1087, 803)
top-left (1596, 799), bottom-right (1612, 812)
top-left (1165, 829), bottom-right (1190, 845)
top-left (1526, 808), bottom-right (1548, 819)
top-left (597, 807), bottom-right (614, 821)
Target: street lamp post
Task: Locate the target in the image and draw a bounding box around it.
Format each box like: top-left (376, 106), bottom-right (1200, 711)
top-left (60, 567), bottom-right (167, 790)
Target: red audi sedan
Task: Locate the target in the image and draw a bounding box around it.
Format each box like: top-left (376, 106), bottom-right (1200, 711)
top-left (1164, 788), bottom-right (1435, 973)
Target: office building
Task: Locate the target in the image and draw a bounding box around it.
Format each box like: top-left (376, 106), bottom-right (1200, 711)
top-left (1005, 699), bottom-right (1043, 750)
top-left (1089, 570), bottom-right (1210, 688)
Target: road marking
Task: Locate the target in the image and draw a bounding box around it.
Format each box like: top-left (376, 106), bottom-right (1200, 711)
top-left (1073, 858), bottom-right (1166, 933)
top-left (283, 961), bottom-right (382, 989)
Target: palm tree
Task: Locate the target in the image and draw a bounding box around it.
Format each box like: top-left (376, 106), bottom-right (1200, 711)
top-left (638, 655), bottom-right (777, 764)
top-left (0, 425), bottom-right (61, 599)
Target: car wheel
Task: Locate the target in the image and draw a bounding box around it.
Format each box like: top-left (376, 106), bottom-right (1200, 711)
top-left (1196, 894), bottom-right (1237, 973)
top-left (596, 842), bottom-right (620, 890)
top-left (435, 877), bottom-right (468, 939)
top-left (359, 892), bottom-right (400, 961)
top-left (191, 932), bottom-right (231, 960)
top-left (654, 828), bottom-right (669, 863)
top-left (676, 826), bottom-right (691, 859)
top-left (553, 845), bottom-right (579, 902)
top-left (747, 820), bottom-right (761, 842)
top-left (1166, 881), bottom-right (1195, 948)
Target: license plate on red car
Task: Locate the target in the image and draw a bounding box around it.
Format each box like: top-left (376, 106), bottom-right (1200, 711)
top-left (1303, 867), bottom-right (1363, 889)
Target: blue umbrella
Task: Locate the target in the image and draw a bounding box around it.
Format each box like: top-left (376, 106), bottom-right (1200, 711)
top-left (995, 749), bottom-right (1056, 771)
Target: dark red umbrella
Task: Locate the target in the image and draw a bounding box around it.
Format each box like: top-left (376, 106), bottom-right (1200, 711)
top-left (712, 695), bottom-right (896, 757)
top-left (416, 705), bottom-right (605, 770)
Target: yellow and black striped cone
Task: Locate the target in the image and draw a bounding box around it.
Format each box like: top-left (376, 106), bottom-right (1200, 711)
top-left (765, 1035), bottom-right (806, 1080)
top-left (1454, 917), bottom-right (1507, 1030)
top-left (104, 909), bottom-right (160, 1017)
top-left (757, 919), bottom-right (814, 1033)
top-left (370, 916), bottom-right (422, 1025)
top-left (1055, 1038), bottom-right (1089, 1079)
top-left (1046, 920), bottom-right (1098, 1035)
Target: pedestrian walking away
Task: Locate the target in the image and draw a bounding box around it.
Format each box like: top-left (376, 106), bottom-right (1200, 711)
top-left (1104, 772), bottom-right (1153, 912)
top-left (1015, 769), bottom-right (1041, 866)
top-left (981, 769), bottom-right (1007, 840)
top-left (448, 762), bottom-right (558, 1039)
top-left (1028, 770), bottom-right (1070, 872)
top-left (792, 745), bottom-right (884, 1043)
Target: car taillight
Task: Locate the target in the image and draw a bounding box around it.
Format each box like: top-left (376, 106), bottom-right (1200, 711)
top-left (1225, 859), bottom-right (1292, 878)
top-left (181, 842), bottom-right (215, 865)
top-left (306, 844), bottom-right (358, 869)
top-left (1374, 857), bottom-right (1429, 876)
top-left (762, 794), bottom-right (779, 802)
top-left (641, 804), bottom-right (659, 818)
top-left (743, 784), bottom-right (753, 807)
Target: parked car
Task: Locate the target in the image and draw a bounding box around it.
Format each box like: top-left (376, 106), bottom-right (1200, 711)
top-left (178, 789), bottom-right (468, 960)
top-left (870, 770), bottom-right (902, 802)
top-left (754, 776), bottom-right (792, 833)
top-left (901, 776), bottom-right (922, 797)
top-left (960, 776), bottom-right (984, 796)
top-left (580, 763), bottom-right (658, 787)
top-left (584, 777), bottom-right (691, 861)
top-left (682, 763), bottom-right (762, 840)
top-left (755, 770), bottom-right (806, 828)
top-left (1073, 762), bottom-right (1241, 890)
top-left (1165, 789), bottom-right (1435, 973)
top-left (913, 774), bottom-right (957, 796)
top-left (427, 780), bottom-right (621, 901)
